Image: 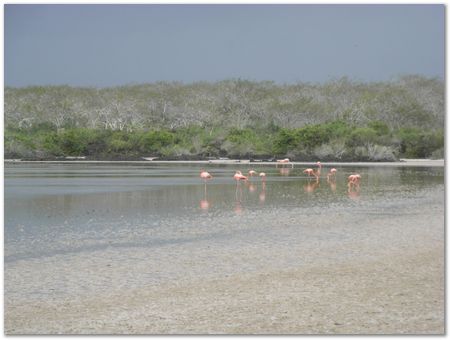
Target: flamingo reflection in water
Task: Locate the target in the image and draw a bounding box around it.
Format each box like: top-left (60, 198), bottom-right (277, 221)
top-left (234, 200), bottom-right (244, 214)
top-left (244, 171), bottom-right (257, 192)
top-left (200, 195), bottom-right (210, 210)
top-left (259, 181), bottom-right (267, 203)
top-left (247, 182), bottom-right (257, 193)
top-left (327, 178), bottom-right (337, 192)
top-left (304, 177), bottom-right (320, 193)
top-left (257, 172), bottom-right (267, 203)
top-left (279, 167), bottom-right (291, 176)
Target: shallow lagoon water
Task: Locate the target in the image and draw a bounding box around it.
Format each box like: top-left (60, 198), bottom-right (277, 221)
top-left (4, 162), bottom-right (445, 334)
top-left (5, 163), bottom-right (444, 263)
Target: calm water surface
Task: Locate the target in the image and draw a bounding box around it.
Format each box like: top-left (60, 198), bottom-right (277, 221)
top-left (5, 163), bottom-right (444, 263)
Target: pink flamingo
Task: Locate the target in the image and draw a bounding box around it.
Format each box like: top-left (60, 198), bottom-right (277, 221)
top-left (316, 161), bottom-right (322, 177)
top-left (233, 171), bottom-right (247, 211)
top-left (200, 170), bottom-right (212, 181)
top-left (276, 158), bottom-right (293, 168)
top-left (259, 172), bottom-right (266, 182)
top-left (233, 170), bottom-right (248, 181)
top-left (303, 168), bottom-right (315, 178)
top-left (347, 174), bottom-right (361, 191)
top-left (327, 168), bottom-right (337, 181)
top-left (326, 168), bottom-right (337, 192)
top-left (303, 162), bottom-right (322, 180)
top-left (248, 170), bottom-right (258, 177)
top-left (347, 174), bottom-right (361, 200)
top-left (348, 173), bottom-right (361, 184)
top-left (199, 170), bottom-right (212, 210)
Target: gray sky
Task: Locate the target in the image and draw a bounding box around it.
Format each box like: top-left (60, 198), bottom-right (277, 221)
top-left (5, 4), bottom-right (445, 87)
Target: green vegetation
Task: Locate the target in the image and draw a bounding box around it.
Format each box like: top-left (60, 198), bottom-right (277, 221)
top-left (5, 121), bottom-right (443, 161)
top-left (4, 76), bottom-right (444, 161)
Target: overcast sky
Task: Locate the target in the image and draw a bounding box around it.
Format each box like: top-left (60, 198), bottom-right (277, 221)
top-left (5, 4), bottom-right (445, 87)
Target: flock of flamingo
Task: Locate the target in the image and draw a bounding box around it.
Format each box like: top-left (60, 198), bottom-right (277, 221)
top-left (199, 158), bottom-right (362, 210)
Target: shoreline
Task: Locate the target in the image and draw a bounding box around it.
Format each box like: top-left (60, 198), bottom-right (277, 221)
top-left (4, 158), bottom-right (445, 167)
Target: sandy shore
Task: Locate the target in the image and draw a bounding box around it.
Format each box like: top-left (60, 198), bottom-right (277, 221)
top-left (6, 251), bottom-right (443, 334)
top-left (4, 184), bottom-right (444, 334)
top-left (6, 252), bottom-right (444, 334)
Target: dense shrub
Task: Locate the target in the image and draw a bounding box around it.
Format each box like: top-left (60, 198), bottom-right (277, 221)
top-left (397, 128), bottom-right (444, 158)
top-left (296, 124), bottom-right (332, 148)
top-left (367, 121), bottom-right (390, 136)
top-left (41, 132), bottom-right (63, 156)
top-left (139, 130), bottom-right (176, 154)
top-left (4, 122), bottom-right (444, 161)
top-left (346, 127), bottom-right (378, 147)
top-left (325, 120), bottom-right (353, 139)
top-left (108, 132), bottom-right (133, 153)
top-left (5, 130), bottom-right (36, 158)
top-left (273, 129), bottom-right (297, 155)
top-left (223, 128), bottom-right (269, 157)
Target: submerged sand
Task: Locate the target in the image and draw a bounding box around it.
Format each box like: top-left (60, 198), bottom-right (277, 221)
top-left (5, 185), bottom-right (444, 334)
